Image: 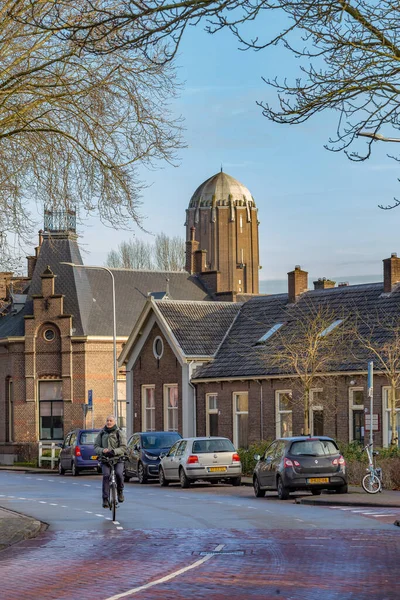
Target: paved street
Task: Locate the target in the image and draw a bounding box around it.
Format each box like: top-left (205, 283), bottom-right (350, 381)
top-left (0, 470), bottom-right (399, 599)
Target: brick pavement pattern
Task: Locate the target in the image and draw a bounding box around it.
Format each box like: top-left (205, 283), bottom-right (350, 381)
top-left (1, 528), bottom-right (399, 600)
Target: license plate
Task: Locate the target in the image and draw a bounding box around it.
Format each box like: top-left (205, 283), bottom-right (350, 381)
top-left (308, 477), bottom-right (329, 484)
top-left (91, 455), bottom-right (98, 460)
top-left (208, 466), bottom-right (227, 473)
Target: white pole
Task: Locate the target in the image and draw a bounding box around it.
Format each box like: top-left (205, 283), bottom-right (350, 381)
top-left (368, 361), bottom-right (373, 446)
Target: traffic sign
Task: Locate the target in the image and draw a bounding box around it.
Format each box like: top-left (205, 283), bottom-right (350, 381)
top-left (88, 389), bottom-right (93, 410)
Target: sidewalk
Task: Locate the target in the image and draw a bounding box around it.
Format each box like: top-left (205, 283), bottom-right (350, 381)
top-left (0, 507), bottom-right (44, 552)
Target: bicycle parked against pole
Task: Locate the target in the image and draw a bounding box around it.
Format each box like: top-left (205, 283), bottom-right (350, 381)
top-left (361, 443), bottom-right (382, 494)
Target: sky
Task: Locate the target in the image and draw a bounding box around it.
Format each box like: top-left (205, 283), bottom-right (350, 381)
top-left (24, 19), bottom-right (400, 293)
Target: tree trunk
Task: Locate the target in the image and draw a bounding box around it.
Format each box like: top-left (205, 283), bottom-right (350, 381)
top-left (304, 389), bottom-right (310, 435)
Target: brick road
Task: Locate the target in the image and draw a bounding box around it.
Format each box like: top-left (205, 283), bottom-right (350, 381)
top-left (1, 528), bottom-right (399, 600)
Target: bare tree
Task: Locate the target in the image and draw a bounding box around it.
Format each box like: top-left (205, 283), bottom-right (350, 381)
top-left (40, 0), bottom-right (400, 208)
top-left (154, 233), bottom-right (185, 271)
top-left (267, 302), bottom-right (347, 435)
top-left (0, 0), bottom-right (183, 251)
top-left (105, 234), bottom-right (185, 270)
top-left (352, 312), bottom-right (400, 446)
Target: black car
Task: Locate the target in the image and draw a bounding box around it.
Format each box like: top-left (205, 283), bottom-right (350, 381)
top-left (253, 436), bottom-right (348, 500)
top-left (125, 431), bottom-right (182, 483)
top-left (58, 428), bottom-right (101, 476)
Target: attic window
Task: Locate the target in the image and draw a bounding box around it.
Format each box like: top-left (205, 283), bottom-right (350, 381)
top-left (257, 323), bottom-right (284, 344)
top-left (319, 319), bottom-right (343, 337)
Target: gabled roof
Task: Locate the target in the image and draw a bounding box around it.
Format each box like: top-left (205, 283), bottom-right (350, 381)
top-left (154, 300), bottom-right (242, 356)
top-left (193, 282), bottom-right (400, 380)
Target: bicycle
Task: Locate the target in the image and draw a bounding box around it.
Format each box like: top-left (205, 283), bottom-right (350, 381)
top-left (101, 456), bottom-right (121, 521)
top-left (361, 443), bottom-right (382, 494)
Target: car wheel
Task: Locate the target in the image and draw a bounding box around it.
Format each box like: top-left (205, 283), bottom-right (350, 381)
top-left (253, 476), bottom-right (266, 498)
top-left (179, 467), bottom-right (191, 488)
top-left (137, 462), bottom-right (147, 484)
top-left (58, 461), bottom-right (65, 476)
top-left (159, 467), bottom-right (169, 487)
top-left (231, 477), bottom-right (241, 487)
top-left (311, 489), bottom-right (322, 496)
top-left (336, 484), bottom-right (348, 494)
top-left (277, 476), bottom-right (290, 500)
top-left (71, 462), bottom-right (79, 477)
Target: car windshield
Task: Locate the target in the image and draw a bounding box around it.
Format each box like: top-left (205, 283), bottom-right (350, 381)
top-left (192, 439), bottom-right (235, 453)
top-left (142, 433), bottom-right (181, 449)
top-left (290, 440), bottom-right (338, 457)
top-left (79, 432), bottom-right (98, 445)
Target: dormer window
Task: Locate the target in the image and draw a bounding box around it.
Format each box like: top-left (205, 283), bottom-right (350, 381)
top-left (257, 323), bottom-right (284, 344)
top-left (319, 319), bottom-right (343, 337)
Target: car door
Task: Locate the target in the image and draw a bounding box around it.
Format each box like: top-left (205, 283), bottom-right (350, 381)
top-left (60, 433), bottom-right (72, 469)
top-left (68, 432), bottom-right (78, 469)
top-left (171, 440), bottom-right (187, 479)
top-left (258, 442), bottom-right (278, 487)
top-left (126, 434), bottom-right (139, 476)
top-left (162, 440), bottom-right (182, 480)
top-left (269, 441), bottom-right (286, 488)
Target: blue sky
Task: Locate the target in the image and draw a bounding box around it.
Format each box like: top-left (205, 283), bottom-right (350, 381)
top-left (41, 23), bottom-right (400, 292)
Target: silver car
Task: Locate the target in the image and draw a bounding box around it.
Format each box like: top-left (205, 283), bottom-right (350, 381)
top-left (158, 436), bottom-right (242, 487)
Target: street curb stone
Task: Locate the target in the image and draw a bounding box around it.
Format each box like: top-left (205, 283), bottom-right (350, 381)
top-left (0, 507), bottom-right (45, 552)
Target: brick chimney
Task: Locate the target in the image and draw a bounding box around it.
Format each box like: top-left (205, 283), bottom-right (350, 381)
top-left (313, 278), bottom-right (336, 290)
top-left (383, 252), bottom-right (400, 293)
top-left (185, 226), bottom-right (200, 274)
top-left (288, 265), bottom-right (308, 303)
top-left (338, 282), bottom-right (349, 288)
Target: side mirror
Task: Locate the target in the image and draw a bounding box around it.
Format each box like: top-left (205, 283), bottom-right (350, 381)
top-left (159, 452), bottom-right (165, 459)
top-left (254, 454), bottom-right (261, 461)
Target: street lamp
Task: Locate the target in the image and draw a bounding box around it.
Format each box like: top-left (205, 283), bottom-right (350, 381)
top-left (60, 262), bottom-right (118, 421)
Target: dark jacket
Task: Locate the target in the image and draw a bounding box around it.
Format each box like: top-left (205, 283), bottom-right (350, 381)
top-left (94, 427), bottom-right (127, 459)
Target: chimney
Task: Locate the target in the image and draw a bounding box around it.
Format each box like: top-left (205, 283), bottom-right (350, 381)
top-left (338, 282), bottom-right (349, 288)
top-left (383, 252), bottom-right (400, 293)
top-left (185, 226), bottom-right (199, 273)
top-left (313, 278), bottom-right (336, 290)
top-left (288, 265), bottom-right (308, 303)
top-left (41, 265), bottom-right (56, 297)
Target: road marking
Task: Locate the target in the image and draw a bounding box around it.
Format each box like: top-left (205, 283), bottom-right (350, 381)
top-left (84, 484), bottom-right (91, 487)
top-left (95, 514), bottom-right (103, 517)
top-left (370, 514), bottom-right (398, 517)
top-left (246, 506), bottom-right (257, 510)
top-left (105, 517), bottom-right (113, 520)
top-left (39, 501), bottom-right (47, 504)
top-left (85, 511), bottom-right (93, 514)
top-left (18, 497), bottom-right (26, 500)
top-left (61, 505), bottom-right (67, 508)
top-left (113, 521), bottom-right (120, 525)
top-left (49, 503), bottom-right (58, 506)
top-left (295, 519), bottom-right (304, 522)
top-left (103, 544), bottom-right (225, 600)
top-left (116, 526), bottom-right (123, 530)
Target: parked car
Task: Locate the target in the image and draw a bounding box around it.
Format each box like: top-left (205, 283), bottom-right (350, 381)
top-left (125, 431), bottom-right (182, 483)
top-left (158, 436), bottom-right (242, 488)
top-left (253, 436), bottom-right (348, 500)
top-left (58, 429), bottom-right (101, 476)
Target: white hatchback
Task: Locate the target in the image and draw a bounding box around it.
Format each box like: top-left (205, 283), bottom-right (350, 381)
top-left (159, 436), bottom-right (242, 488)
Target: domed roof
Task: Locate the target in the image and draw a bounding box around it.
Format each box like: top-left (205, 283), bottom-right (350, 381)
top-left (189, 171), bottom-right (255, 209)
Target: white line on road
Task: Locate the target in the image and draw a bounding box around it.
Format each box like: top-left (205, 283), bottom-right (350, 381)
top-left (116, 526), bottom-right (123, 530)
top-left (103, 544), bottom-right (225, 600)
top-left (95, 514), bottom-right (103, 517)
top-left (39, 501), bottom-right (47, 504)
top-left (61, 505), bottom-right (67, 508)
top-left (369, 514), bottom-right (398, 517)
top-left (49, 503), bottom-right (58, 506)
top-left (85, 511), bottom-right (93, 514)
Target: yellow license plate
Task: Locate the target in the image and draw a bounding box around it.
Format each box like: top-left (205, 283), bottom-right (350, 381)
top-left (308, 477), bottom-right (329, 484)
top-left (208, 467), bottom-right (227, 473)
top-left (91, 455), bottom-right (98, 460)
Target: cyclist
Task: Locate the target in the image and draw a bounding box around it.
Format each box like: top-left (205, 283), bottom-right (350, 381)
top-left (94, 415), bottom-right (127, 508)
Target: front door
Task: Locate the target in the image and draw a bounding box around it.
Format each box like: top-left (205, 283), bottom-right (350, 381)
top-left (313, 411), bottom-right (324, 436)
top-left (170, 440), bottom-right (187, 479)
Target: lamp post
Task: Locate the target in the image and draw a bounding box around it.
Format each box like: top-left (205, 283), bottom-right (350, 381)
top-left (61, 262), bottom-right (118, 421)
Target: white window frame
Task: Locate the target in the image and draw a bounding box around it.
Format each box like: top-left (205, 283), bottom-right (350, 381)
top-left (206, 393), bottom-right (218, 437)
top-left (232, 391), bottom-right (248, 448)
top-left (382, 386), bottom-right (400, 448)
top-left (163, 384), bottom-right (179, 432)
top-left (348, 387), bottom-right (365, 443)
top-left (117, 378), bottom-right (127, 430)
top-left (275, 390), bottom-right (293, 438)
top-left (141, 385), bottom-right (156, 432)
top-left (309, 388), bottom-right (323, 436)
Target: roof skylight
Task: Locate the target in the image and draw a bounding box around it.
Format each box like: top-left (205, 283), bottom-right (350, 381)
top-left (257, 322), bottom-right (284, 344)
top-left (319, 319), bottom-right (343, 337)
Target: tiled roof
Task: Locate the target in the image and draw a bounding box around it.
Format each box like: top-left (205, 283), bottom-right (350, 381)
top-left (194, 283), bottom-right (400, 380)
top-left (154, 300), bottom-right (242, 356)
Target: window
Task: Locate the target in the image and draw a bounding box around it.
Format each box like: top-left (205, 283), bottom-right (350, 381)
top-left (153, 336), bottom-right (164, 360)
top-left (349, 387), bottom-right (365, 444)
top-left (275, 391), bottom-right (293, 438)
top-left (206, 394), bottom-right (218, 437)
top-left (117, 379), bottom-right (127, 430)
top-left (233, 392), bottom-right (248, 448)
top-left (167, 440), bottom-right (181, 457)
top-left (383, 387), bottom-right (400, 447)
top-left (43, 328), bottom-right (55, 342)
top-left (310, 389), bottom-right (323, 436)
top-left (257, 323), bottom-right (284, 344)
top-left (164, 384), bottom-right (179, 432)
top-left (176, 440), bottom-right (187, 456)
top-left (319, 319), bottom-right (343, 337)
top-left (142, 385), bottom-right (156, 432)
top-left (39, 381), bottom-right (63, 440)
top-left (6, 379), bottom-right (13, 443)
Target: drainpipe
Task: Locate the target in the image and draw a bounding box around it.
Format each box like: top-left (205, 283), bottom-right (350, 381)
top-left (257, 380), bottom-right (263, 440)
top-left (188, 361), bottom-right (197, 437)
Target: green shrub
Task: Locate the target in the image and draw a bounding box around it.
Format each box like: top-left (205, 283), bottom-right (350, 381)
top-left (238, 440), bottom-right (272, 476)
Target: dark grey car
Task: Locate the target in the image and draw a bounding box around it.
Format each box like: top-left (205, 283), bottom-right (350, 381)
top-left (125, 431), bottom-right (182, 483)
top-left (253, 436), bottom-right (348, 500)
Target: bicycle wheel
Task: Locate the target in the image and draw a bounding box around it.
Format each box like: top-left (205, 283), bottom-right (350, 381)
top-left (111, 484), bottom-right (117, 521)
top-left (362, 473), bottom-right (381, 494)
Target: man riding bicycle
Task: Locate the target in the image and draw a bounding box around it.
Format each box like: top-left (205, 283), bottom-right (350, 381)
top-left (94, 415), bottom-right (127, 508)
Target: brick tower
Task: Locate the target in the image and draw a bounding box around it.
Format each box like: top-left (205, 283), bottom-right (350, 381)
top-left (185, 170), bottom-right (259, 298)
